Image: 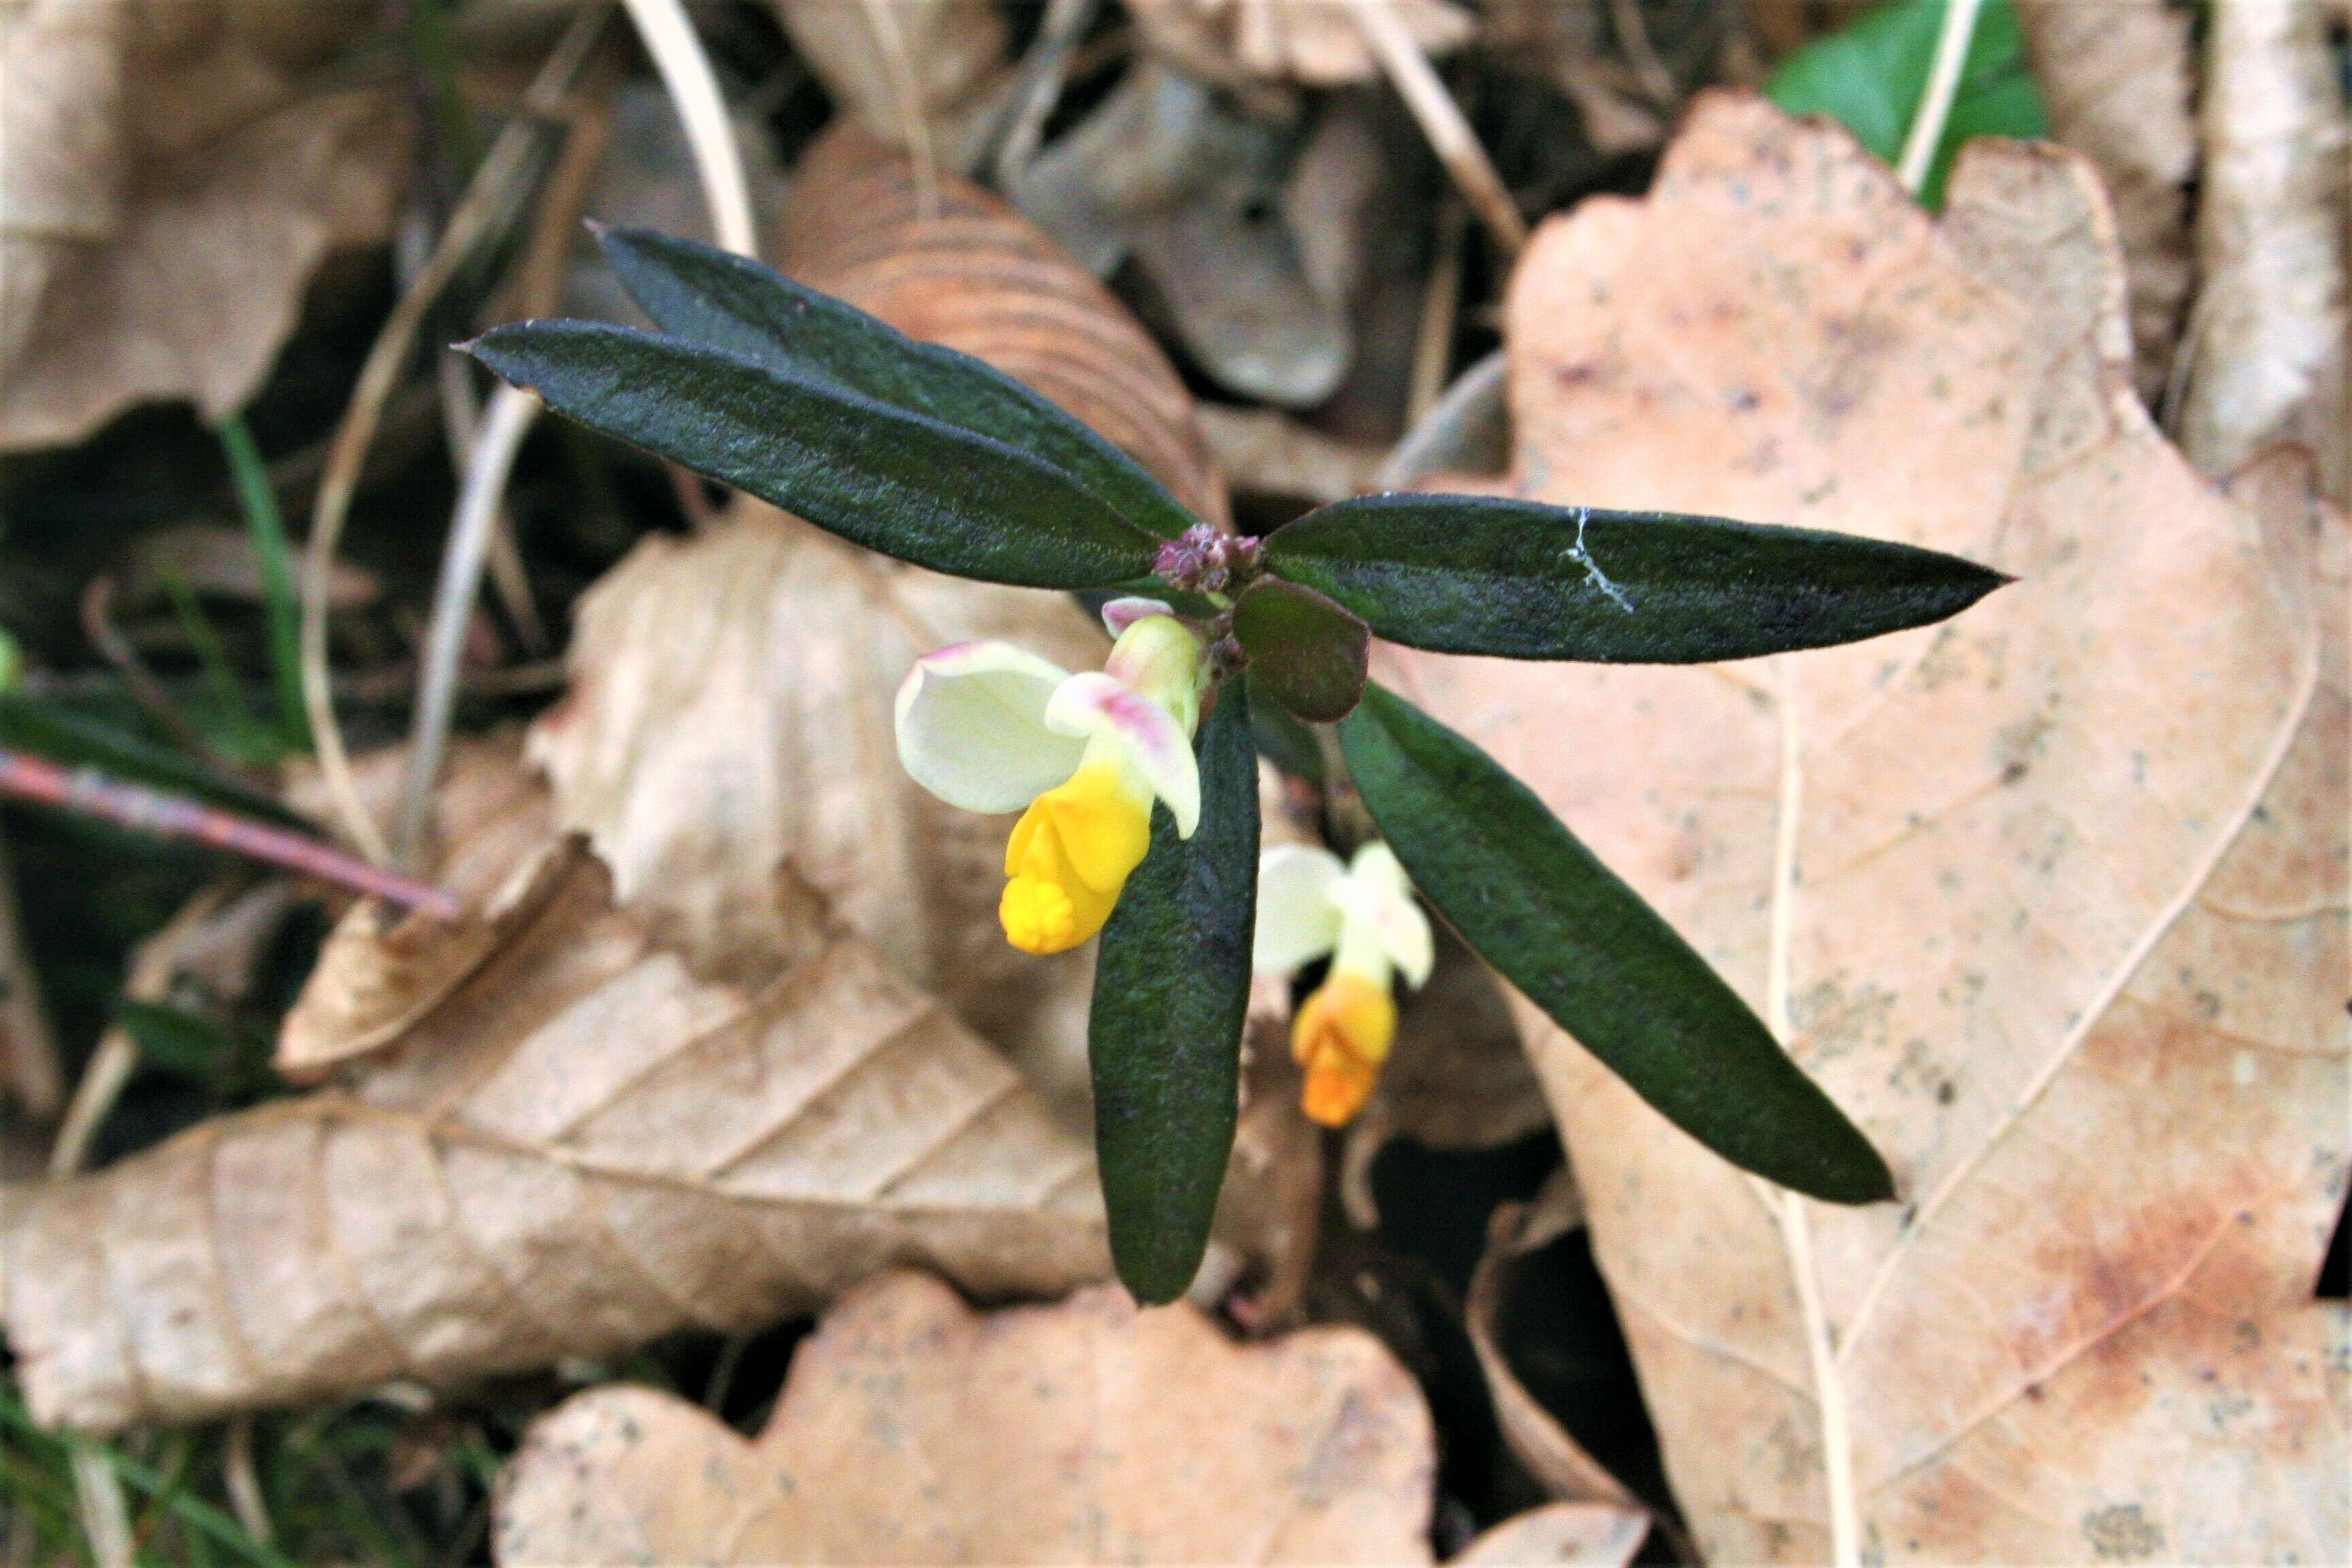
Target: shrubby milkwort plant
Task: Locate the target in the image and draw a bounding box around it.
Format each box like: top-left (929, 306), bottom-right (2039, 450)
top-left (470, 227), bottom-right (2010, 1304)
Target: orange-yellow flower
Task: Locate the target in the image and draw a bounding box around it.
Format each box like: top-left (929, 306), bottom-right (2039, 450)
top-left (1253, 842), bottom-right (1433, 1126)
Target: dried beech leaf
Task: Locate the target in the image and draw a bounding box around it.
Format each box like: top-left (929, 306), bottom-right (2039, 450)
top-left (1128, 0), bottom-right (1474, 86)
top-left (0, 0), bottom-right (403, 450)
top-left (493, 1269), bottom-right (1434, 1565)
top-left (2013, 0), bottom-right (2195, 406)
top-left (1394, 96), bottom-right (2348, 1561)
top-left (1, 847), bottom-right (1111, 1431)
top-left (527, 500), bottom-right (1109, 1112)
top-left (781, 122), bottom-right (1228, 527)
top-left (762, 0), bottom-right (1006, 162)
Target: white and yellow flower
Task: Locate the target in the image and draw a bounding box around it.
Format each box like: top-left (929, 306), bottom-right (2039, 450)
top-left (896, 600), bottom-right (1205, 956)
top-left (1254, 840), bottom-right (1433, 1126)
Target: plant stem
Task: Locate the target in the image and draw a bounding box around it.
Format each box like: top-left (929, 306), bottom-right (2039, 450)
top-left (1895, 0), bottom-right (1986, 195)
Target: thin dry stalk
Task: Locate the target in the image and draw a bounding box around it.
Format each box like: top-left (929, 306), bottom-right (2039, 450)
top-left (1895, 0), bottom-right (1986, 193)
top-left (1408, 197), bottom-right (1468, 424)
top-left (299, 4), bottom-right (612, 868)
top-left (1345, 0), bottom-right (1526, 256)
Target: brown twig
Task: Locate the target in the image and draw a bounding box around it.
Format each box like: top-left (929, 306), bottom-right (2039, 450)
top-left (0, 827), bottom-right (63, 1117)
top-left (0, 750), bottom-right (460, 919)
top-left (78, 578), bottom-right (216, 768)
top-left (1345, 0), bottom-right (1526, 257)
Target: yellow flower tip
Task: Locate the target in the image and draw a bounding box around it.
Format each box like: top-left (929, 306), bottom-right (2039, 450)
top-left (1290, 971), bottom-right (1397, 1126)
top-left (997, 759), bottom-right (1152, 954)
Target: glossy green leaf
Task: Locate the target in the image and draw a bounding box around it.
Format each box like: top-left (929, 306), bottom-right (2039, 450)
top-left (1245, 672), bottom-right (1326, 785)
top-left (469, 322), bottom-right (1160, 589)
top-left (1767, 0), bottom-right (2046, 209)
top-left (1265, 492), bottom-right (2008, 664)
top-left (598, 227), bottom-right (1196, 541)
top-left (1231, 578), bottom-right (1369, 723)
top-left (1339, 683), bottom-right (1893, 1203)
top-left (1089, 682), bottom-right (1259, 1303)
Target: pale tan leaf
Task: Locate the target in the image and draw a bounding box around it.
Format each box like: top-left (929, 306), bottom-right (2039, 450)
top-left (1129, 0), bottom-right (1475, 86)
top-left (2177, 0), bottom-right (2349, 491)
top-left (1, 847), bottom-right (1111, 1432)
top-left (2013, 0), bottom-right (2196, 407)
top-left (761, 0), bottom-right (1006, 161)
top-left (1394, 95), bottom-right (2347, 1562)
top-left (1454, 1503), bottom-right (1648, 1567)
top-left (492, 1268), bottom-right (1435, 1565)
top-left (0, 0), bottom-right (403, 450)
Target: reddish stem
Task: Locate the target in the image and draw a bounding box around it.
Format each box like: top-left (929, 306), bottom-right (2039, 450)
top-left (0, 749), bottom-right (462, 919)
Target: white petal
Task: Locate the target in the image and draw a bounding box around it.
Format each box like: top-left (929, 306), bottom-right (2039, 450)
top-left (894, 641), bottom-right (1084, 813)
top-left (1044, 671), bottom-right (1200, 836)
top-left (1101, 596), bottom-right (1174, 636)
top-left (1341, 843), bottom-right (1435, 987)
top-left (1253, 844), bottom-right (1345, 974)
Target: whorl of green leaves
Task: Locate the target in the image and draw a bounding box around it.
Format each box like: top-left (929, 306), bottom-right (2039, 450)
top-left (472, 229), bottom-right (2008, 1298)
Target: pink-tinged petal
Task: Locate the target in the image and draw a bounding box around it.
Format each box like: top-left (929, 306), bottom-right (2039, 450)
top-left (1337, 843), bottom-right (1434, 987)
top-left (894, 641), bottom-right (1083, 813)
top-left (1100, 596), bottom-right (1174, 637)
top-left (1043, 671), bottom-right (1201, 836)
top-left (1253, 844), bottom-right (1347, 974)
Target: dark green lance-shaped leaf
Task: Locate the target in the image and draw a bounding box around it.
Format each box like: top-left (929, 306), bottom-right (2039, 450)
top-left (1090, 682), bottom-right (1259, 1303)
top-left (598, 227), bottom-right (1196, 542)
top-left (1231, 578), bottom-right (1370, 723)
top-left (469, 322), bottom-right (1159, 589)
top-left (1266, 492), bottom-right (2008, 664)
top-left (1339, 683), bottom-right (1893, 1203)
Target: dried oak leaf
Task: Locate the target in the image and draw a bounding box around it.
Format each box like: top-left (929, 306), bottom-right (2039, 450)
top-left (1392, 95), bottom-right (2349, 1562)
top-left (0, 0), bottom-right (404, 450)
top-left (493, 1269), bottom-right (1434, 1565)
top-left (1, 841), bottom-right (1109, 1431)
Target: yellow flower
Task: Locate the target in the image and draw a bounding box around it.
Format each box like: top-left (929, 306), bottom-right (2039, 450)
top-left (896, 601), bottom-right (1203, 956)
top-left (1254, 841), bottom-right (1433, 1126)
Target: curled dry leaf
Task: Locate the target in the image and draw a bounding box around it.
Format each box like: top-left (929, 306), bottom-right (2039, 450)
top-left (278, 734), bottom-right (557, 1079)
top-left (1128, 0), bottom-right (1475, 88)
top-left (1453, 1502), bottom-right (1649, 1567)
top-left (493, 1269), bottom-right (1435, 1565)
top-left (0, 0), bottom-right (404, 450)
top-left (783, 120), bottom-right (1226, 524)
top-left (2176, 0), bottom-right (2349, 489)
top-left (1395, 95), bottom-right (2349, 1561)
top-left (2012, 0), bottom-right (2195, 407)
top-left (1, 838), bottom-right (1111, 1431)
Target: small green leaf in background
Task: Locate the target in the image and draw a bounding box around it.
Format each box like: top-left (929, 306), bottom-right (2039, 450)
top-left (1339, 683), bottom-right (1893, 1203)
top-left (216, 412), bottom-right (310, 753)
top-left (1766, 0), bottom-right (2046, 209)
top-left (0, 624), bottom-right (18, 694)
top-left (1231, 578), bottom-right (1369, 722)
top-left (468, 322), bottom-right (1163, 591)
top-left (0, 693), bottom-right (304, 826)
top-left (598, 228), bottom-right (1196, 544)
top-left (1089, 682), bottom-right (1259, 1304)
top-left (1267, 493), bottom-right (2008, 664)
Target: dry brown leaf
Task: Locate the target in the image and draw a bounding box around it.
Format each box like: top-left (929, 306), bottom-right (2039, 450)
top-left (1, 841), bottom-right (1111, 1431)
top-left (2013, 0), bottom-right (2196, 406)
top-left (1129, 0), bottom-right (1475, 86)
top-left (783, 122), bottom-right (1228, 526)
top-left (2177, 0), bottom-right (2349, 491)
top-left (762, 0), bottom-right (1006, 165)
top-left (1453, 1503), bottom-right (1649, 1567)
top-left (1392, 95), bottom-right (2348, 1561)
top-left (0, 0), bottom-right (404, 450)
top-left (493, 1268), bottom-right (1435, 1565)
